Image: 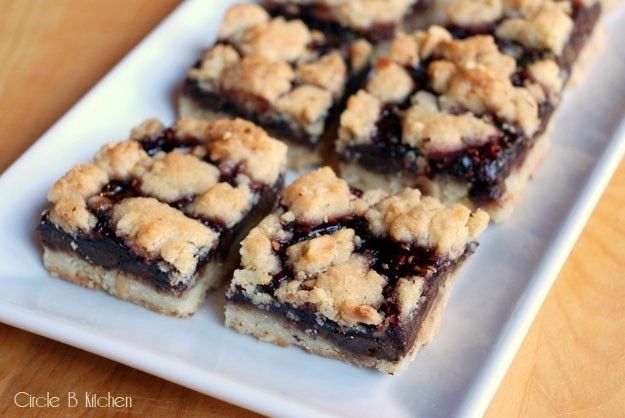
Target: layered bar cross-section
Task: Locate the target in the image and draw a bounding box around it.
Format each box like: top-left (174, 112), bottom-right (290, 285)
top-left (225, 167), bottom-right (488, 373)
top-left (39, 118), bottom-right (287, 317)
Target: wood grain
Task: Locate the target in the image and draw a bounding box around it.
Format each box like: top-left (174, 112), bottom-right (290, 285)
top-left (0, 1), bottom-right (623, 417)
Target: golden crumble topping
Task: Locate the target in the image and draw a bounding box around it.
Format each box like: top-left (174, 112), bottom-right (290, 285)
top-left (275, 85), bottom-right (333, 127)
top-left (130, 118), bottom-right (165, 140)
top-left (281, 167), bottom-right (355, 223)
top-left (187, 44), bottom-right (240, 90)
top-left (446, 0), bottom-right (504, 26)
top-left (337, 90), bottom-right (381, 150)
top-left (495, 2), bottom-right (574, 55)
top-left (402, 98), bottom-right (499, 154)
top-left (220, 56), bottom-right (295, 103)
top-left (237, 18), bottom-right (311, 62)
top-left (429, 60), bottom-right (539, 136)
top-left (395, 276), bottom-right (426, 320)
top-left (296, 52), bottom-right (347, 97)
top-left (366, 188), bottom-right (489, 258)
top-left (188, 182), bottom-right (253, 228)
top-left (366, 60), bottom-right (414, 103)
top-left (112, 198), bottom-right (218, 279)
top-left (275, 254), bottom-right (386, 326)
top-left (135, 152), bottom-right (220, 202)
top-left (218, 3), bottom-right (270, 40)
top-left (206, 118), bottom-right (288, 185)
top-left (47, 164), bottom-right (109, 235)
top-left (93, 141), bottom-right (150, 180)
top-left (45, 117), bottom-right (286, 241)
top-left (333, 0), bottom-right (418, 30)
top-left (350, 39), bottom-right (373, 72)
top-left (287, 228), bottom-right (356, 278)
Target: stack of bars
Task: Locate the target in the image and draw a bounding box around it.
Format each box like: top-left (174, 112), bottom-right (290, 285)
top-left (38, 0), bottom-right (602, 372)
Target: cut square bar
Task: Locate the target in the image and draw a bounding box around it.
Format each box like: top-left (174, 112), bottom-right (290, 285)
top-left (336, 0), bottom-right (601, 221)
top-left (225, 167), bottom-right (488, 373)
top-left (39, 118), bottom-right (287, 318)
top-left (179, 3), bottom-right (372, 169)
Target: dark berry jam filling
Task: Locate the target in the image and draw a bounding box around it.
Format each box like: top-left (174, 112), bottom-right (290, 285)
top-left (228, 213), bottom-right (476, 361)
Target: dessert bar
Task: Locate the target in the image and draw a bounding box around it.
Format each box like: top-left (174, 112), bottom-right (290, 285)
top-left (39, 118), bottom-right (287, 318)
top-left (337, 0), bottom-right (601, 221)
top-left (179, 3), bottom-right (372, 169)
top-left (225, 167), bottom-right (488, 373)
top-left (263, 0), bottom-right (422, 42)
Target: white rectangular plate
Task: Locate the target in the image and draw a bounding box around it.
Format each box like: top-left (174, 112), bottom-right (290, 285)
top-left (1, 2), bottom-right (624, 417)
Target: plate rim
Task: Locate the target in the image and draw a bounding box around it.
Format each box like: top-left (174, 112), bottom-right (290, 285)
top-left (1, 2), bottom-right (624, 418)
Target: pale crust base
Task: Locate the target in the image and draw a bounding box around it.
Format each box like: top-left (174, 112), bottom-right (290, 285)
top-left (225, 265), bottom-right (462, 374)
top-left (340, 132), bottom-right (550, 223)
top-left (178, 95), bottom-right (324, 171)
top-left (43, 248), bottom-right (229, 318)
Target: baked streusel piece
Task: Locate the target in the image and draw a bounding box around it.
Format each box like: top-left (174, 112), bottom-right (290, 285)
top-left (225, 167), bottom-right (488, 373)
top-left (38, 118), bottom-right (287, 318)
top-left (263, 0), bottom-right (422, 42)
top-left (179, 3), bottom-right (372, 169)
top-left (337, 0), bottom-right (601, 222)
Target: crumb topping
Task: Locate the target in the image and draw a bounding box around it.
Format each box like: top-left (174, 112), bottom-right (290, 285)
top-left (206, 118), bottom-right (288, 185)
top-left (218, 3), bottom-right (270, 40)
top-left (495, 2), bottom-right (573, 55)
top-left (187, 44), bottom-right (240, 90)
top-left (47, 164), bottom-right (109, 234)
top-left (337, 90), bottom-right (381, 150)
top-left (366, 188), bottom-right (489, 257)
top-left (287, 228), bottom-right (356, 278)
top-left (188, 182), bottom-right (253, 227)
top-left (239, 214), bottom-right (286, 275)
top-left (334, 0), bottom-right (418, 30)
top-left (275, 254), bottom-right (386, 326)
top-left (446, 0), bottom-right (504, 26)
top-left (135, 152), bottom-right (220, 202)
top-left (130, 118), bottom-right (165, 140)
top-left (388, 33), bottom-right (420, 67)
top-left (275, 85), bottom-right (333, 126)
top-left (403, 99), bottom-right (499, 154)
top-left (220, 56), bottom-right (295, 103)
top-left (527, 59), bottom-right (563, 101)
top-left (395, 276), bottom-right (426, 320)
top-left (237, 17), bottom-right (311, 62)
top-left (112, 198), bottom-right (218, 279)
top-left (435, 35), bottom-right (517, 77)
top-left (296, 52), bottom-right (347, 97)
top-left (281, 167), bottom-right (355, 223)
top-left (429, 61), bottom-right (539, 136)
top-left (93, 141), bottom-right (150, 180)
top-left (350, 39), bottom-right (373, 72)
top-left (366, 60), bottom-right (414, 103)
top-left (45, 117), bottom-right (286, 241)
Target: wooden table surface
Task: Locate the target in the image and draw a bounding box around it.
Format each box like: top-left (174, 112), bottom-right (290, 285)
top-left (1, 1), bottom-right (623, 417)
